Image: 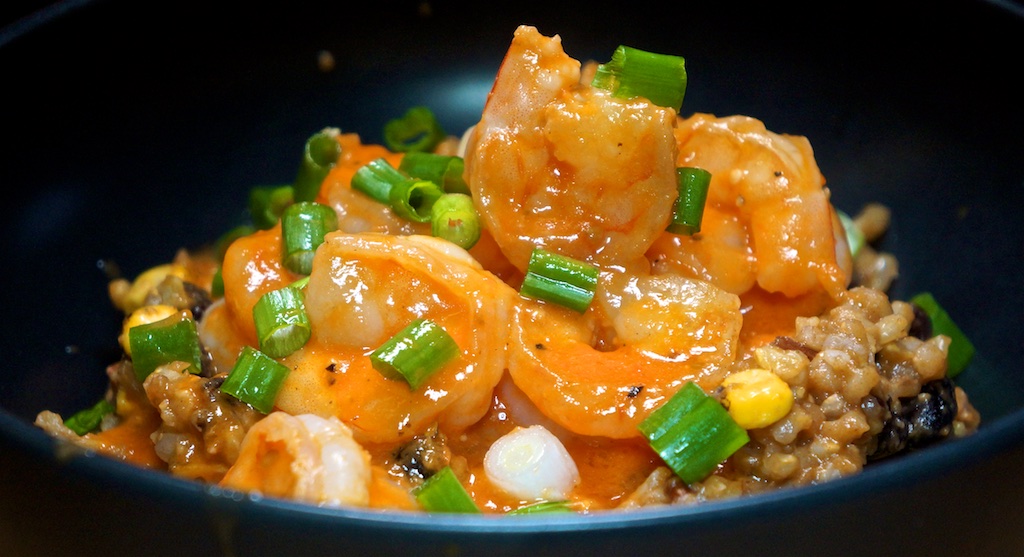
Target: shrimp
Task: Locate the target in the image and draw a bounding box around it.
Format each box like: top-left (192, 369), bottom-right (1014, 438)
top-left (212, 135), bottom-right (434, 350)
top-left (318, 132), bottom-right (430, 236)
top-left (507, 267), bottom-right (743, 439)
top-left (647, 113), bottom-right (852, 300)
top-left (272, 233), bottom-right (517, 445)
top-left (216, 224), bottom-right (300, 348)
top-left (219, 412), bottom-right (373, 508)
top-left (316, 132), bottom-right (521, 282)
top-left (464, 25), bottom-right (680, 272)
top-left (211, 136), bottom-right (519, 360)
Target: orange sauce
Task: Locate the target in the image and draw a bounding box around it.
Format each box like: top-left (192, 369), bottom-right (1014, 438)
top-left (738, 286), bottom-right (835, 350)
top-left (87, 414), bottom-right (165, 470)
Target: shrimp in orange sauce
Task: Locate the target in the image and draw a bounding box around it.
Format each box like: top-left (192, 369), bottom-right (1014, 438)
top-left (464, 25), bottom-right (680, 273)
top-left (220, 412), bottom-right (373, 508)
top-left (318, 132), bottom-right (430, 236)
top-left (647, 113), bottom-right (853, 301)
top-left (272, 233), bottom-right (517, 445)
top-left (507, 268), bottom-right (742, 439)
top-left (464, 25), bottom-right (743, 440)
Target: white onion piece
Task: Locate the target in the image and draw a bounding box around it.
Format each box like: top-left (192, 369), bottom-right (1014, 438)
top-left (483, 425), bottom-right (580, 501)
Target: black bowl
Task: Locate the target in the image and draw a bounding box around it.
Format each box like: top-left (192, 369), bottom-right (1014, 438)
top-left (2, 2), bottom-right (1022, 556)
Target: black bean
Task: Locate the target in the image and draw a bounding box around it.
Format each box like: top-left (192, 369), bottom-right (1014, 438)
top-left (908, 303), bottom-right (933, 340)
top-left (866, 395), bottom-right (909, 460)
top-left (904, 377), bottom-right (958, 448)
top-left (391, 424), bottom-right (451, 482)
top-left (866, 378), bottom-right (959, 461)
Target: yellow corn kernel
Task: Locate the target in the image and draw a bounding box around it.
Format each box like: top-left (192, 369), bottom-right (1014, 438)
top-left (121, 264), bottom-right (189, 313)
top-left (721, 368), bottom-right (794, 430)
top-left (119, 304), bottom-right (180, 356)
top-left (115, 387), bottom-right (135, 415)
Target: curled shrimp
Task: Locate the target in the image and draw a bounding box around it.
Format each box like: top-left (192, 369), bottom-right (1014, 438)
top-left (219, 412), bottom-right (372, 508)
top-left (316, 132), bottom-right (521, 282)
top-left (464, 25), bottom-right (680, 272)
top-left (215, 224), bottom-right (300, 350)
top-left (210, 141), bottom-right (518, 365)
top-left (214, 135), bottom-right (433, 351)
top-left (647, 113), bottom-right (852, 299)
top-left (507, 267), bottom-right (743, 439)
top-left (318, 132), bottom-right (430, 236)
top-left (272, 233), bottom-right (517, 445)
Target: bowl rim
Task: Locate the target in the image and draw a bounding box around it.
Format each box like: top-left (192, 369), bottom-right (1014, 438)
top-left (4, 404), bottom-right (1023, 531)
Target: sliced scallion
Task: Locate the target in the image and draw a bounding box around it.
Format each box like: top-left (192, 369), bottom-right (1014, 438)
top-left (667, 167), bottom-right (711, 236)
top-left (253, 283), bottom-right (311, 359)
top-left (591, 45), bottom-right (687, 112)
top-left (638, 381), bottom-right (749, 485)
top-left (63, 398), bottom-right (116, 436)
top-left (519, 248), bottom-right (599, 313)
top-left (221, 345), bottom-right (291, 413)
top-left (399, 152), bottom-right (470, 195)
top-left (351, 157), bottom-right (408, 204)
top-left (388, 178), bottom-right (444, 223)
top-left (507, 500), bottom-right (574, 515)
top-left (370, 318), bottom-right (459, 390)
top-left (430, 193), bottom-right (481, 250)
top-left (837, 209), bottom-right (865, 259)
top-left (293, 128), bottom-right (342, 203)
top-left (383, 106), bottom-right (446, 153)
top-left (128, 310), bottom-right (204, 380)
top-left (910, 292), bottom-right (975, 377)
top-left (211, 266), bottom-right (224, 299)
top-left (281, 201), bottom-right (338, 275)
top-left (249, 184), bottom-right (295, 230)
top-left (413, 466), bottom-right (480, 513)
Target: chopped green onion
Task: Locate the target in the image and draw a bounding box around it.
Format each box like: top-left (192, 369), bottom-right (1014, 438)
top-left (519, 249), bottom-right (599, 313)
top-left (253, 283), bottom-right (311, 359)
top-left (211, 266), bottom-right (225, 298)
top-left (431, 193), bottom-right (481, 250)
top-left (591, 45), bottom-right (688, 112)
top-left (221, 346), bottom-right (291, 413)
top-left (63, 398), bottom-right (115, 436)
top-left (249, 185), bottom-right (295, 230)
top-left (281, 201), bottom-right (338, 275)
top-left (293, 128), bottom-right (342, 203)
top-left (370, 318), bottom-right (459, 390)
top-left (667, 167), bottom-right (711, 235)
top-left (128, 311), bottom-right (204, 380)
top-left (638, 381), bottom-right (749, 485)
top-left (507, 500), bottom-right (574, 515)
top-left (351, 157), bottom-right (451, 224)
top-left (399, 152), bottom-right (470, 195)
top-left (351, 157), bottom-right (408, 204)
top-left (910, 292), bottom-right (975, 377)
top-left (413, 466), bottom-right (481, 513)
top-left (388, 178), bottom-right (444, 223)
top-left (837, 209), bottom-right (865, 259)
top-left (383, 106), bottom-right (447, 153)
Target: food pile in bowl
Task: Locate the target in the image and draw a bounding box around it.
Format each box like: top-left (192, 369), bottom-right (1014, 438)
top-left (33, 25), bottom-right (980, 515)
